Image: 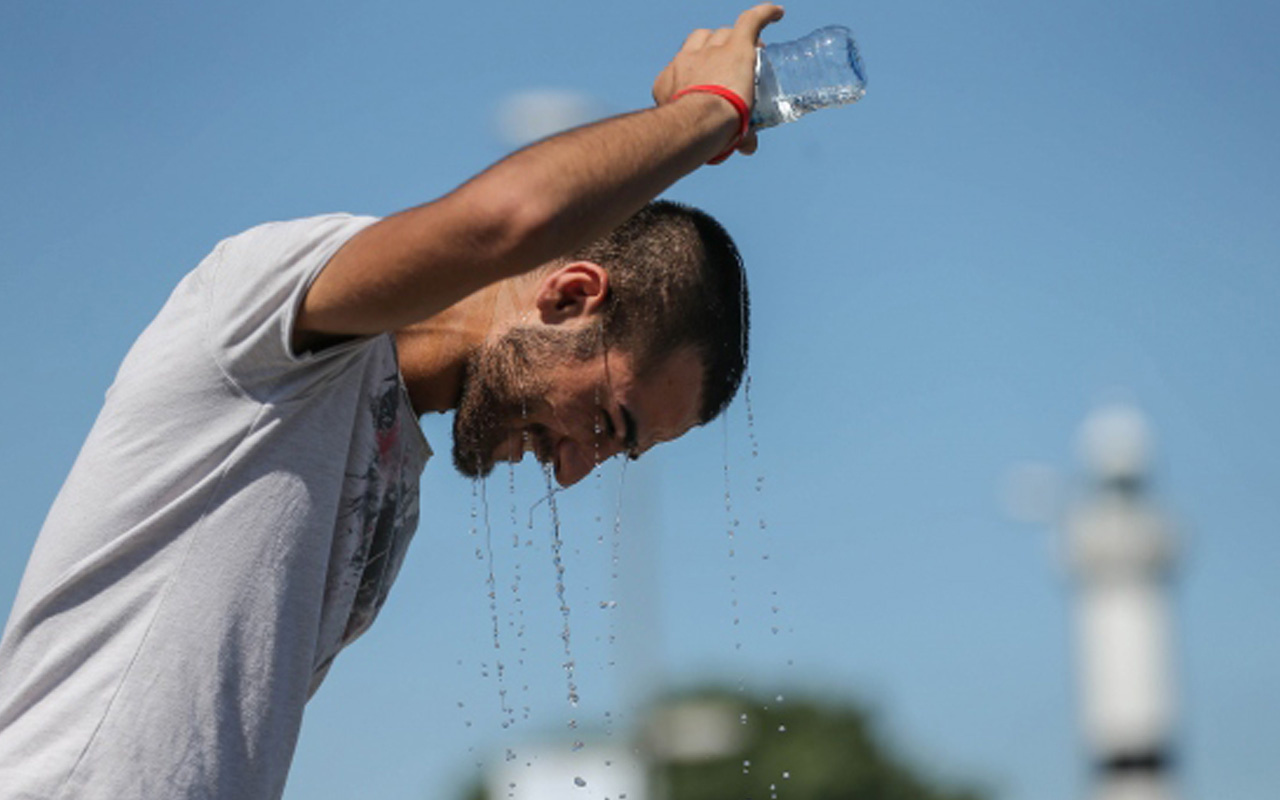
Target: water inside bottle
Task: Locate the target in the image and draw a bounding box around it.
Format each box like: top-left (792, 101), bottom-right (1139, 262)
top-left (751, 25), bottom-right (867, 129)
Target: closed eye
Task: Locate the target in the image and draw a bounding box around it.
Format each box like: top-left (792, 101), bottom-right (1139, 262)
top-left (599, 405), bottom-right (638, 460)
top-left (619, 404), bottom-right (639, 460)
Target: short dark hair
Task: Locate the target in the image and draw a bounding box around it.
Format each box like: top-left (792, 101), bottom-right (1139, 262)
top-left (566, 200), bottom-right (749, 424)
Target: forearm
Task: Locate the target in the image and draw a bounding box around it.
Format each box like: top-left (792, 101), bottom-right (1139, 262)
top-left (299, 3), bottom-right (782, 341)
top-left (459, 92), bottom-right (739, 275)
top-left (336, 96), bottom-right (738, 333)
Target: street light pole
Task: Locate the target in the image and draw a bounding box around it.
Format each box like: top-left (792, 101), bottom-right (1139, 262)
top-left (1065, 404), bottom-right (1179, 800)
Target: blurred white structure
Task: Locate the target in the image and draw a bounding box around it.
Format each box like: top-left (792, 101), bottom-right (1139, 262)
top-left (1065, 404), bottom-right (1179, 800)
top-left (486, 741), bottom-right (645, 800)
top-left (482, 697), bottom-right (746, 800)
top-left (643, 698), bottom-right (745, 763)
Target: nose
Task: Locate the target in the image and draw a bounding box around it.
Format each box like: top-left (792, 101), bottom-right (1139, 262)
top-left (555, 435), bottom-right (625, 487)
top-left (556, 461), bottom-right (590, 488)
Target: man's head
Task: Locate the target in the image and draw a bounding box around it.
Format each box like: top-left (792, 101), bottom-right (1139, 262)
top-left (451, 200), bottom-right (749, 485)
top-left (568, 199), bottom-right (750, 425)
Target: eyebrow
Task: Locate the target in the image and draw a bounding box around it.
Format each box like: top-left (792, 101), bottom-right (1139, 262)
top-left (620, 404), bottom-right (640, 460)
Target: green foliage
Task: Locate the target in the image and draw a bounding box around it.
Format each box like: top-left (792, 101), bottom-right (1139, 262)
top-left (656, 689), bottom-right (990, 800)
top-left (460, 688), bottom-right (992, 800)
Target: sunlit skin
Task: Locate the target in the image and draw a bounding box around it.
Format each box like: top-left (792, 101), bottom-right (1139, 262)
top-left (383, 258), bottom-right (707, 488)
top-left (489, 346), bottom-right (705, 487)
top-left (291, 5), bottom-right (784, 490)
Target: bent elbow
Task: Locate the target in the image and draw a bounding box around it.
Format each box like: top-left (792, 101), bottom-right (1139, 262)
top-left (450, 179), bottom-right (566, 277)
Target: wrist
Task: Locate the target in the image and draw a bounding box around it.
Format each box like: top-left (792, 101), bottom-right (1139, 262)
top-left (670, 85), bottom-right (751, 164)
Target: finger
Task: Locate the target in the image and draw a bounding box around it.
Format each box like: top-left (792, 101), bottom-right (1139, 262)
top-left (708, 27), bottom-right (733, 47)
top-left (652, 73), bottom-right (670, 105)
top-left (682, 28), bottom-right (713, 51)
top-left (733, 3), bottom-right (785, 44)
top-left (738, 130), bottom-right (759, 156)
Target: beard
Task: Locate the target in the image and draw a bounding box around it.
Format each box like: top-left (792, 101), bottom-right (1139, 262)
top-left (451, 323), bottom-right (600, 479)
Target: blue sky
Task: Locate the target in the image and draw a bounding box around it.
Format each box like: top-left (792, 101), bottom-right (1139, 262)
top-left (2, 1), bottom-right (1278, 799)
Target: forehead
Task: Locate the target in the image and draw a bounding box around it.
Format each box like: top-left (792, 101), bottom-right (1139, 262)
top-left (610, 347), bottom-right (704, 449)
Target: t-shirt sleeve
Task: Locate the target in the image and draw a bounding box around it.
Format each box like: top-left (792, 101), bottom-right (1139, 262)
top-left (203, 213), bottom-right (382, 395)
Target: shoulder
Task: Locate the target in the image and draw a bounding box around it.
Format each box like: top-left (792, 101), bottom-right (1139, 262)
top-left (218, 213), bottom-right (382, 261)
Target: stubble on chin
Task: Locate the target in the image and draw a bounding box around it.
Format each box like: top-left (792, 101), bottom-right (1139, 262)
top-left (452, 372), bottom-right (517, 478)
top-left (451, 334), bottom-right (541, 478)
top-left (450, 324), bottom-right (600, 479)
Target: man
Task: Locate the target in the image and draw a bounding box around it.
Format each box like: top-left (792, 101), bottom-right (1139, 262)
top-left (0, 4), bottom-right (783, 798)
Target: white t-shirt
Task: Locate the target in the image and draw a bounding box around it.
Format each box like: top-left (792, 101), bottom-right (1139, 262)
top-left (0, 214), bottom-right (431, 799)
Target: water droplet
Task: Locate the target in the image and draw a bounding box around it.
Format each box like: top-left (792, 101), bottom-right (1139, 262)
top-left (574, 777), bottom-right (587, 788)
top-left (778, 724), bottom-right (787, 732)
top-left (775, 694), bottom-right (784, 703)
top-left (572, 740), bottom-right (585, 751)
top-left (740, 713), bottom-right (749, 724)
top-left (543, 465), bottom-right (580, 710)
top-left (783, 771), bottom-right (791, 779)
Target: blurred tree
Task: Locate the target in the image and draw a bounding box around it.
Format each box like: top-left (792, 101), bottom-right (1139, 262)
top-left (461, 688), bottom-right (992, 800)
top-left (653, 689), bottom-right (991, 800)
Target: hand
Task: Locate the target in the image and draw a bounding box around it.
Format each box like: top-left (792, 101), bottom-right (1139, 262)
top-left (652, 3), bottom-right (785, 157)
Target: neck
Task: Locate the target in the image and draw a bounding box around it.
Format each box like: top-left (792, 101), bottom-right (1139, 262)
top-left (393, 276), bottom-right (536, 415)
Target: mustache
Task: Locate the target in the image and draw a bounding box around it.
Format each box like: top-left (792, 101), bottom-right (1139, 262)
top-left (452, 423), bottom-right (554, 478)
top-left (524, 423), bottom-right (555, 465)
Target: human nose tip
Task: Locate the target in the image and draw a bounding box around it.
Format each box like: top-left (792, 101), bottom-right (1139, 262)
top-left (556, 460), bottom-right (591, 488)
top-left (555, 443), bottom-right (594, 488)
top-left (557, 437), bottom-right (623, 487)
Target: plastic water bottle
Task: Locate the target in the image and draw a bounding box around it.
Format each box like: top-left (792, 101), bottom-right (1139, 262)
top-left (752, 25), bottom-right (867, 130)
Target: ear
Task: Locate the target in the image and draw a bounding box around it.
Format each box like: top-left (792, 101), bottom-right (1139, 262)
top-left (534, 261), bottom-right (610, 325)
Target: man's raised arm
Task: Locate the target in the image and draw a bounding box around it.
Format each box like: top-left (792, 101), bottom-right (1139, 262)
top-left (295, 4), bottom-right (784, 345)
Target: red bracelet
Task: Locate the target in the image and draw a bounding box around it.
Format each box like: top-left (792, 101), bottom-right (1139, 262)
top-left (670, 84), bottom-right (750, 164)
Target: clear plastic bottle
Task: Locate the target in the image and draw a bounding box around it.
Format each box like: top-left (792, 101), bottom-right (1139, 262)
top-left (751, 25), bottom-right (867, 130)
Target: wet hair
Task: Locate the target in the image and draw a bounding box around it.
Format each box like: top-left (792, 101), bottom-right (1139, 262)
top-left (565, 200), bottom-right (749, 424)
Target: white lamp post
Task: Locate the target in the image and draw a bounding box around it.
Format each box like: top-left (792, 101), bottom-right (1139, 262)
top-left (1065, 404), bottom-right (1179, 800)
